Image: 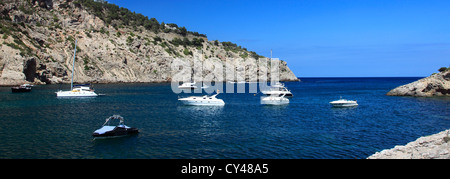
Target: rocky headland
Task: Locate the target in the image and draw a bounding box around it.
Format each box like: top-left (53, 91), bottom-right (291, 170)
top-left (378, 69), bottom-right (450, 159)
top-left (367, 129), bottom-right (450, 159)
top-left (0, 0), bottom-right (298, 86)
top-left (386, 70), bottom-right (450, 97)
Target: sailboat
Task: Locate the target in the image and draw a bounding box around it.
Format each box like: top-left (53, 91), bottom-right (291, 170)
top-left (56, 40), bottom-right (98, 97)
top-left (261, 50), bottom-right (293, 97)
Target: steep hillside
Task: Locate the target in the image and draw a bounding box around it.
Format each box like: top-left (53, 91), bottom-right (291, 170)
top-left (0, 0), bottom-right (298, 85)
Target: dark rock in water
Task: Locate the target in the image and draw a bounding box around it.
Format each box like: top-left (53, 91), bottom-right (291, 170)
top-left (387, 70), bottom-right (450, 97)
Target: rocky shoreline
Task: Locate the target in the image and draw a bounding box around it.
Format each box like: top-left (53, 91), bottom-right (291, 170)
top-left (386, 70), bottom-right (450, 97)
top-left (367, 129), bottom-right (450, 159)
top-left (0, 78), bottom-right (300, 87)
top-left (372, 69), bottom-right (450, 159)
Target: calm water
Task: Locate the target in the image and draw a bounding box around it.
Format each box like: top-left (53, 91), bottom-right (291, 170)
top-left (0, 77), bottom-right (449, 159)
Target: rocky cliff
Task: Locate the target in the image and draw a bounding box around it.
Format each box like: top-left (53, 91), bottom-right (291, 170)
top-left (0, 0), bottom-right (299, 86)
top-left (386, 70), bottom-right (450, 97)
top-left (367, 129), bottom-right (450, 159)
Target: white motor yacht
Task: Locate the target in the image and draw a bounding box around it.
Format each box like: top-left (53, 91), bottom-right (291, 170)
top-left (261, 94), bottom-right (289, 105)
top-left (330, 97), bottom-right (358, 107)
top-left (261, 83), bottom-right (293, 97)
top-left (178, 81), bottom-right (197, 89)
top-left (178, 91), bottom-right (225, 106)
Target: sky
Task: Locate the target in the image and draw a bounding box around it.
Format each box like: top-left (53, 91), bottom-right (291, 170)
top-left (106, 0), bottom-right (450, 77)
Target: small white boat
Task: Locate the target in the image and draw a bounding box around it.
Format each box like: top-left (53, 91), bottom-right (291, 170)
top-left (178, 91), bottom-right (225, 106)
top-left (11, 84), bottom-right (33, 93)
top-left (93, 115), bottom-right (139, 138)
top-left (178, 81), bottom-right (197, 89)
top-left (330, 97), bottom-right (358, 107)
top-left (261, 94), bottom-right (289, 105)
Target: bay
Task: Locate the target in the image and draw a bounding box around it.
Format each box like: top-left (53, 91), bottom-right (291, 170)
top-left (0, 77), bottom-right (449, 159)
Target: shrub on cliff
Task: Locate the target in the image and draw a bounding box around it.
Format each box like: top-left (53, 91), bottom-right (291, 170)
top-left (183, 48), bottom-right (192, 56)
top-left (76, 0), bottom-right (206, 37)
top-left (438, 67), bottom-right (448, 72)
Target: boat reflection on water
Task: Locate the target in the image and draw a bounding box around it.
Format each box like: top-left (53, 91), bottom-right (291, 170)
top-left (176, 105), bottom-right (225, 138)
top-left (260, 93), bottom-right (289, 105)
top-left (176, 105), bottom-right (224, 119)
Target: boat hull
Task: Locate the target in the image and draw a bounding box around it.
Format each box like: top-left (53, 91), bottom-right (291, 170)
top-left (93, 127), bottom-right (139, 137)
top-left (178, 86), bottom-right (197, 89)
top-left (261, 100), bottom-right (289, 105)
top-left (56, 91), bottom-right (98, 97)
top-left (179, 99), bottom-right (225, 106)
top-left (261, 97), bottom-right (289, 105)
top-left (11, 87), bottom-right (31, 93)
top-left (329, 100), bottom-right (358, 107)
top-left (261, 91), bottom-right (293, 97)
top-left (330, 103), bottom-right (358, 107)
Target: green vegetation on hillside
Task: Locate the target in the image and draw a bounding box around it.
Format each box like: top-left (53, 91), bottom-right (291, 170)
top-left (0, 21), bottom-right (35, 57)
top-left (438, 67), bottom-right (448, 72)
top-left (74, 0), bottom-right (206, 37)
top-left (0, 0), bottom-right (265, 61)
top-left (220, 41), bottom-right (263, 59)
top-left (170, 37), bottom-right (204, 47)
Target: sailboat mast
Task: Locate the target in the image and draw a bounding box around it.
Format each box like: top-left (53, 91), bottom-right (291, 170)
top-left (270, 49), bottom-right (272, 60)
top-left (71, 39), bottom-right (77, 91)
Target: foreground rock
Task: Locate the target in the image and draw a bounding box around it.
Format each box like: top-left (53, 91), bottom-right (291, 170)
top-left (367, 129), bottom-right (450, 159)
top-left (386, 70), bottom-right (450, 97)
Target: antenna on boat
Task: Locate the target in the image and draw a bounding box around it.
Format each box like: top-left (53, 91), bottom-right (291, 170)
top-left (70, 39), bottom-right (77, 91)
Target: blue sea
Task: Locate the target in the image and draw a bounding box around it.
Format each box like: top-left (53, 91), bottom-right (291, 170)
top-left (0, 77), bottom-right (449, 159)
